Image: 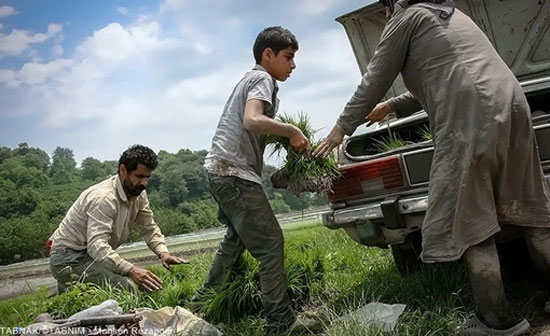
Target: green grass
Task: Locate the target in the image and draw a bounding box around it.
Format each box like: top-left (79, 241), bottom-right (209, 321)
top-left (0, 288), bottom-right (50, 327)
top-left (372, 136), bottom-right (412, 153)
top-left (418, 124), bottom-right (433, 142)
top-left (1, 222), bottom-right (546, 335)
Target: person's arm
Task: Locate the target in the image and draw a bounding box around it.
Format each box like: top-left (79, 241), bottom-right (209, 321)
top-left (243, 99), bottom-right (308, 153)
top-left (387, 91), bottom-right (422, 118)
top-left (314, 13), bottom-right (415, 157)
top-left (135, 193), bottom-right (188, 270)
top-left (365, 92), bottom-right (422, 126)
top-left (86, 197), bottom-right (163, 291)
top-left (134, 192), bottom-right (168, 256)
top-left (86, 198), bottom-right (134, 275)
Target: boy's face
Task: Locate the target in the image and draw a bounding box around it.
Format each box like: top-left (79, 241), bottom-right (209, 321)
top-left (263, 46), bottom-right (296, 82)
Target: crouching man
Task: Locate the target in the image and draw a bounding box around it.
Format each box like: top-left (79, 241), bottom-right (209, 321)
top-left (49, 144), bottom-right (187, 293)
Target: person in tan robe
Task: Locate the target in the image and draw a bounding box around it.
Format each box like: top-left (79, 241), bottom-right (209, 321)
top-left (314, 0), bottom-right (550, 334)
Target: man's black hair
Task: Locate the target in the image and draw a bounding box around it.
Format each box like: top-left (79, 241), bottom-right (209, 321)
top-left (118, 144), bottom-right (158, 173)
top-left (253, 26), bottom-right (299, 64)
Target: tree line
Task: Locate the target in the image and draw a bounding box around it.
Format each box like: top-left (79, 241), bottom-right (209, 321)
top-left (0, 143), bottom-right (327, 265)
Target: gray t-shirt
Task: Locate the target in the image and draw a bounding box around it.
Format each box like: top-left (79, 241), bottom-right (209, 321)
top-left (204, 65), bottom-right (279, 184)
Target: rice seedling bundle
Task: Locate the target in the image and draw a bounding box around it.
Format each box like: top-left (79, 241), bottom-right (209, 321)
top-left (267, 112), bottom-right (340, 196)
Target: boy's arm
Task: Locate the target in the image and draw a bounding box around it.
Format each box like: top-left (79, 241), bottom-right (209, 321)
top-left (243, 99), bottom-right (309, 153)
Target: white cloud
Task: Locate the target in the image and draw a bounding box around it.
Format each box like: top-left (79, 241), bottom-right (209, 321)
top-left (51, 44), bottom-right (64, 57)
top-left (77, 23), bottom-right (136, 61)
top-left (0, 0), bottom-right (364, 164)
top-left (280, 29), bottom-right (360, 138)
top-left (160, 0), bottom-right (188, 12)
top-left (297, 0), bottom-right (340, 15)
top-left (0, 18), bottom-right (185, 126)
top-left (0, 69), bottom-right (18, 88)
top-left (76, 21), bottom-right (171, 63)
top-left (296, 28), bottom-right (358, 75)
top-left (95, 65), bottom-right (248, 156)
top-left (165, 66), bottom-right (243, 105)
top-left (0, 23), bottom-right (63, 56)
top-left (0, 5), bottom-right (16, 18)
top-left (0, 23), bottom-right (3, 31)
top-left (0, 58), bottom-right (73, 91)
top-left (18, 59), bottom-right (73, 85)
top-left (47, 23), bottom-right (63, 35)
top-left (178, 24), bottom-right (213, 55)
top-left (117, 7), bottom-right (128, 15)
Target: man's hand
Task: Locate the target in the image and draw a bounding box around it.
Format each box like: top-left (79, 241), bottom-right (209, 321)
top-left (159, 252), bottom-right (189, 270)
top-left (312, 124), bottom-right (345, 158)
top-left (128, 266), bottom-right (163, 292)
top-left (288, 126), bottom-right (309, 154)
top-left (365, 101), bottom-right (394, 126)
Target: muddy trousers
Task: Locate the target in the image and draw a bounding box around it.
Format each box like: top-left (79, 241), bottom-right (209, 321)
top-left (203, 174), bottom-right (296, 332)
top-left (49, 248), bottom-right (134, 293)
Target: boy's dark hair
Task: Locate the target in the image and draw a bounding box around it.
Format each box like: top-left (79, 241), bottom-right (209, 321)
top-left (118, 144), bottom-right (158, 173)
top-left (253, 26), bottom-right (299, 64)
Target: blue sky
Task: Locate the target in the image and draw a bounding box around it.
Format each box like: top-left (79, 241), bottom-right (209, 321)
top-left (0, 0), bottom-right (374, 165)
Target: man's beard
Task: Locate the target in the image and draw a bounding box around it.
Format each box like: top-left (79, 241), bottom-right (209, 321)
top-left (123, 178), bottom-right (145, 197)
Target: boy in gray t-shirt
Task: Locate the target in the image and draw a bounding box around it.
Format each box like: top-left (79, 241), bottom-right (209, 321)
top-left (200, 27), bottom-right (312, 333)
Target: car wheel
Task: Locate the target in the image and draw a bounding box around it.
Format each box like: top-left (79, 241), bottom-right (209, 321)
top-left (390, 230), bottom-right (423, 276)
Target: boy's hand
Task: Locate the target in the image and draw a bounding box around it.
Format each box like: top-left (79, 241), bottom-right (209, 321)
top-left (313, 125), bottom-right (345, 158)
top-left (289, 126), bottom-right (309, 154)
top-left (365, 101), bottom-right (393, 126)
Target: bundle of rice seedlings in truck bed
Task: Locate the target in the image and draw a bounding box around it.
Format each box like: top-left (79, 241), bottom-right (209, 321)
top-left (267, 112), bottom-right (340, 196)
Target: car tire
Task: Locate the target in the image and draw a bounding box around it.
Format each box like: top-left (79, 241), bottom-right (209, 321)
top-left (390, 231), bottom-right (423, 276)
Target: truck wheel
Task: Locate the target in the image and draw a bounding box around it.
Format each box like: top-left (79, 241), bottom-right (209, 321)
top-left (390, 231), bottom-right (423, 276)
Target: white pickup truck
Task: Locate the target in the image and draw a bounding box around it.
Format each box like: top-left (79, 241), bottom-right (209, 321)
top-left (322, 0), bottom-right (550, 275)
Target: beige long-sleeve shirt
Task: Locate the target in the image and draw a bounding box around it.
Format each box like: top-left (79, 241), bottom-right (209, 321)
top-left (49, 175), bottom-right (169, 275)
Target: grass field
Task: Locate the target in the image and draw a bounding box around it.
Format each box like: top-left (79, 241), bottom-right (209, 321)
top-left (1, 221), bottom-right (549, 335)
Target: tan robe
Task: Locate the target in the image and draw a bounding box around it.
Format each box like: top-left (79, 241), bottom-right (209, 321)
top-left (336, 0), bottom-right (550, 262)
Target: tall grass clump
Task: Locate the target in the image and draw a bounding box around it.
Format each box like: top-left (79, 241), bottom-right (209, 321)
top-left (190, 255), bottom-right (263, 323)
top-left (191, 247), bottom-right (325, 324)
top-left (267, 112), bottom-right (340, 195)
top-left (44, 281), bottom-right (158, 318)
top-left (418, 124), bottom-right (433, 141)
top-left (372, 136), bottom-right (412, 153)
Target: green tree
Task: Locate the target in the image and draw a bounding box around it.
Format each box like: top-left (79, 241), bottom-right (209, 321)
top-left (0, 157), bottom-right (48, 188)
top-left (2, 187), bottom-right (42, 217)
top-left (0, 179), bottom-right (16, 218)
top-left (0, 145), bottom-right (12, 164)
top-left (159, 169), bottom-right (189, 207)
top-left (12, 142), bottom-right (29, 156)
top-left (185, 199), bottom-right (219, 229)
top-left (155, 156), bottom-right (190, 207)
top-left (102, 160), bottom-right (118, 176)
top-left (50, 147), bottom-right (77, 183)
top-left (22, 151), bottom-right (50, 172)
top-left (15, 144), bottom-right (50, 171)
top-left (270, 193), bottom-right (291, 214)
top-left (81, 157), bottom-right (105, 181)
